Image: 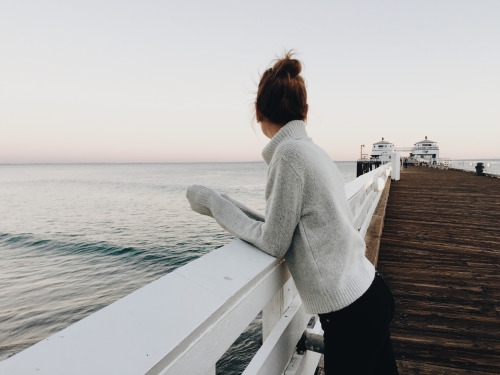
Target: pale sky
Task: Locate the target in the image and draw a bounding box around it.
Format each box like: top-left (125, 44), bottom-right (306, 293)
top-left (1, 0), bottom-right (499, 163)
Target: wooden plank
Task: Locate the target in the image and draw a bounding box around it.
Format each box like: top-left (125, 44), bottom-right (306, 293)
top-left (376, 167), bottom-right (500, 374)
top-left (397, 360), bottom-right (495, 375)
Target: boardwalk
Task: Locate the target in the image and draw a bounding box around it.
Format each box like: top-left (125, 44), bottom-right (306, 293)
top-left (377, 167), bottom-right (500, 374)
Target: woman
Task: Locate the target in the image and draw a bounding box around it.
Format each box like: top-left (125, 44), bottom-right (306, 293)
top-left (186, 52), bottom-right (398, 374)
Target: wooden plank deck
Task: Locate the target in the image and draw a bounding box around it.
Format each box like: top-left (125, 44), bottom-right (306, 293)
top-left (377, 167), bottom-right (500, 374)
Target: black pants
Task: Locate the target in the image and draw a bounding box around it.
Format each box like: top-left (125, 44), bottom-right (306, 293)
top-left (318, 273), bottom-right (399, 374)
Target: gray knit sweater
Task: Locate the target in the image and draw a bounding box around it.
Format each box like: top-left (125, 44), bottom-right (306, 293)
top-left (186, 120), bottom-right (375, 314)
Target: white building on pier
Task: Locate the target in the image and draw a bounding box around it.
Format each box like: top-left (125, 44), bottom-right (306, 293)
top-left (409, 136), bottom-right (439, 164)
top-left (371, 138), bottom-right (394, 162)
top-left (368, 136), bottom-right (440, 165)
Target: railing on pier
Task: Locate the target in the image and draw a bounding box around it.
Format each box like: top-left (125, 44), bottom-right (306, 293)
top-left (0, 163), bottom-right (394, 375)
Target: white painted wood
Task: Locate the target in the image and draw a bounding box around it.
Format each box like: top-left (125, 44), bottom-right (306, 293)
top-left (262, 275), bottom-right (294, 341)
top-left (360, 171), bottom-right (389, 237)
top-left (348, 164), bottom-right (390, 235)
top-left (391, 152), bottom-right (400, 180)
top-left (374, 176), bottom-right (385, 192)
top-left (345, 170), bottom-right (375, 202)
top-left (0, 271), bottom-right (226, 375)
top-left (353, 189), bottom-right (375, 231)
top-left (154, 259), bottom-right (290, 375)
top-left (296, 319), bottom-right (324, 375)
top-left (262, 289), bottom-right (283, 342)
top-left (284, 353), bottom-right (304, 375)
top-left (284, 319), bottom-right (323, 375)
top-left (360, 190), bottom-right (382, 238)
top-left (284, 346), bottom-right (322, 375)
top-left (0, 240), bottom-right (287, 375)
top-left (282, 279), bottom-right (298, 317)
top-left (291, 350), bottom-right (322, 375)
top-left (284, 317), bottom-right (323, 375)
top-left (242, 294), bottom-right (311, 375)
top-left (345, 164), bottom-right (390, 202)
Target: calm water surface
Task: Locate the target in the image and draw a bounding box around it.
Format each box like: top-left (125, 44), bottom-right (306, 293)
top-left (450, 159), bottom-right (500, 176)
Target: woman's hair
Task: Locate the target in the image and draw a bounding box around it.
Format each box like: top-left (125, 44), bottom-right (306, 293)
top-left (256, 51), bottom-right (308, 126)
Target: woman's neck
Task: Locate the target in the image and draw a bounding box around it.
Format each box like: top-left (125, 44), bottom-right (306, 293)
top-left (261, 120), bottom-right (283, 139)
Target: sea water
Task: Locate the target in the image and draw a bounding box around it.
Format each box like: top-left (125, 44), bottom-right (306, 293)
top-left (0, 162), bottom-right (356, 373)
top-left (450, 159), bottom-right (500, 176)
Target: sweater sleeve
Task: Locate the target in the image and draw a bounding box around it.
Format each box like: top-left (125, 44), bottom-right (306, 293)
top-left (220, 194), bottom-right (265, 222)
top-left (186, 157), bottom-right (303, 258)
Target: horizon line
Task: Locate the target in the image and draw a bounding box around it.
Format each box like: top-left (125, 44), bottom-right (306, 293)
top-left (1, 158), bottom-right (500, 166)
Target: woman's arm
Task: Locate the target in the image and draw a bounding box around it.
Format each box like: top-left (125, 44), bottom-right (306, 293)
top-left (219, 194), bottom-right (265, 222)
top-left (187, 158), bottom-right (303, 258)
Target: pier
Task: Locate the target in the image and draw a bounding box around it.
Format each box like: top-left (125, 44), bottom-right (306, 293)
top-left (1, 163), bottom-right (499, 374)
top-left (377, 167), bottom-right (500, 374)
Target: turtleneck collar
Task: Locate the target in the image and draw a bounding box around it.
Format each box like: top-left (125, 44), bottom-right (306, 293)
top-left (261, 120), bottom-right (309, 164)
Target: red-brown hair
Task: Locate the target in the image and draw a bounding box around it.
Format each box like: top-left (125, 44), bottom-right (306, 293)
top-left (256, 51), bottom-right (308, 126)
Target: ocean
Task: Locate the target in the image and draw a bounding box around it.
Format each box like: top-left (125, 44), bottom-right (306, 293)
top-left (0, 162), bottom-right (356, 373)
top-left (449, 159), bottom-right (500, 176)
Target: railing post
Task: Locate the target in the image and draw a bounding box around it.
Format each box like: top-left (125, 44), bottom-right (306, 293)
top-left (262, 270), bottom-right (295, 341)
top-left (391, 152), bottom-right (400, 180)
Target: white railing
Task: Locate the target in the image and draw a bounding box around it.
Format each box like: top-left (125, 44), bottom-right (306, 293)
top-left (347, 163), bottom-right (393, 237)
top-left (0, 164), bottom-right (393, 375)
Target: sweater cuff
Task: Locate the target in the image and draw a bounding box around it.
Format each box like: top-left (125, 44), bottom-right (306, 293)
top-left (186, 185), bottom-right (218, 217)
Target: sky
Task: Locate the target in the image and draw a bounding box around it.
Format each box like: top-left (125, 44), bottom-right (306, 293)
top-left (1, 0), bottom-right (499, 163)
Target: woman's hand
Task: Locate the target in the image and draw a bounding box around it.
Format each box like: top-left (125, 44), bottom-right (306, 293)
top-left (186, 185), bottom-right (218, 217)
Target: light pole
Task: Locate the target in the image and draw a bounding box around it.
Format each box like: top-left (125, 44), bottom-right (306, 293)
top-left (360, 144), bottom-right (367, 159)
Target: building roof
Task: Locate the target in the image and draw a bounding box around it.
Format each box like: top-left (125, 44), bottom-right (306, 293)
top-left (373, 137), bottom-right (393, 145)
top-left (415, 136), bottom-right (436, 144)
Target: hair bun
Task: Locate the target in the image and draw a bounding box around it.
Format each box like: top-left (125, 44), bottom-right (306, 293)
top-left (256, 50), bottom-right (308, 125)
top-left (272, 52), bottom-right (302, 78)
